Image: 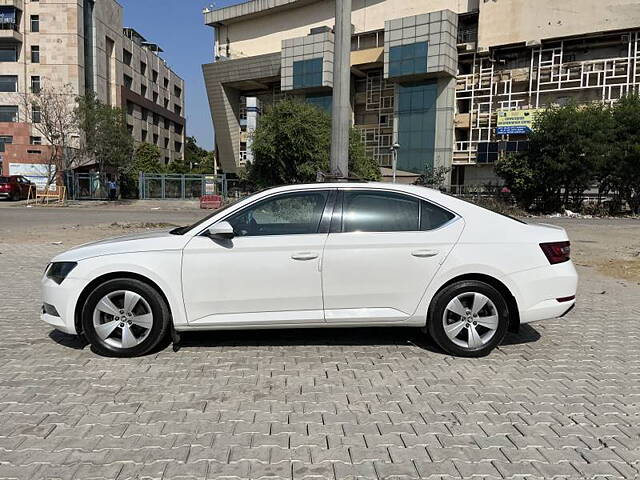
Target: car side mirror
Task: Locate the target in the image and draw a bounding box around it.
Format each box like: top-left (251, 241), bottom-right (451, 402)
top-left (206, 221), bottom-right (235, 239)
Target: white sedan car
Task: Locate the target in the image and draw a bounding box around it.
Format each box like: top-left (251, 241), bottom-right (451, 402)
top-left (41, 183), bottom-right (577, 357)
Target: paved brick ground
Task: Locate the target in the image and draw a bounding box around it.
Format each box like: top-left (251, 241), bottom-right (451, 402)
top-left (1, 237), bottom-right (639, 480)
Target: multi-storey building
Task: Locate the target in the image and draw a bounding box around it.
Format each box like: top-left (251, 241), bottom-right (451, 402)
top-left (202, 0), bottom-right (640, 188)
top-left (0, 0), bottom-right (185, 182)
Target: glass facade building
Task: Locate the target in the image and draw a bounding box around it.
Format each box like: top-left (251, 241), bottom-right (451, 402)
top-left (397, 81), bottom-right (438, 172)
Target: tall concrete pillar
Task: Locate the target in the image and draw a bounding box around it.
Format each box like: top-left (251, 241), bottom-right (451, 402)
top-left (330, 0), bottom-right (352, 178)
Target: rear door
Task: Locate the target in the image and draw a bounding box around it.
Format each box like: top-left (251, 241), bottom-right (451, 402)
top-left (321, 189), bottom-right (464, 323)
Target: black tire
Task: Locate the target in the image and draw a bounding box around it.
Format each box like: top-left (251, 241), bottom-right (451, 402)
top-left (428, 280), bottom-right (509, 357)
top-left (81, 278), bottom-right (171, 357)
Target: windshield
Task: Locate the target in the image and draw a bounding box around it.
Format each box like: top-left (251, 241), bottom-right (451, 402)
top-left (170, 194), bottom-right (258, 235)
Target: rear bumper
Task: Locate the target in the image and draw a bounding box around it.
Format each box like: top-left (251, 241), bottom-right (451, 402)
top-left (508, 261), bottom-right (578, 324)
top-left (0, 192), bottom-right (11, 198)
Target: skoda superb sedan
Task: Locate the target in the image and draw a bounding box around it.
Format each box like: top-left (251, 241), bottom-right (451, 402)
top-left (41, 183), bottom-right (577, 357)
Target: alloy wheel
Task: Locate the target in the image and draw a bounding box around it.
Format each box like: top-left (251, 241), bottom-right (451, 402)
top-left (92, 290), bottom-right (153, 349)
top-left (442, 292), bottom-right (499, 349)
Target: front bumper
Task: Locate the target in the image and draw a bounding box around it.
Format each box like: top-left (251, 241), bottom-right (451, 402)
top-left (508, 260), bottom-right (578, 324)
top-left (40, 275), bottom-right (83, 335)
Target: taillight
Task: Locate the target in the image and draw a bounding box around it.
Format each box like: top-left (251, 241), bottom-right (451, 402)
top-left (540, 241), bottom-right (571, 264)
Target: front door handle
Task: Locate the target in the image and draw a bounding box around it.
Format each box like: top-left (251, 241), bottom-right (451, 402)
top-left (412, 249), bottom-right (439, 258)
top-left (291, 252), bottom-right (319, 261)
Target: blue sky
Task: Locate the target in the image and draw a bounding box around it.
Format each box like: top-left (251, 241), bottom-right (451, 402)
top-left (120, 0), bottom-right (247, 150)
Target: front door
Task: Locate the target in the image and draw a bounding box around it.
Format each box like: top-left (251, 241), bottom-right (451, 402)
top-left (322, 189), bottom-right (464, 323)
top-left (182, 189), bottom-right (334, 326)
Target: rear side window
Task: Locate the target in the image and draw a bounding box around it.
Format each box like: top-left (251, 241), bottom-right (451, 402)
top-left (421, 200), bottom-right (455, 230)
top-left (342, 191), bottom-right (420, 232)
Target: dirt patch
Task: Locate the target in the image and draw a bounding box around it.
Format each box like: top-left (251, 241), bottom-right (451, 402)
top-left (541, 218), bottom-right (640, 282)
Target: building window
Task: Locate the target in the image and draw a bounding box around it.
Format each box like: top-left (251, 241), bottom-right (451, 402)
top-left (141, 84), bottom-right (147, 98)
top-left (292, 58), bottom-right (323, 89)
top-left (123, 74), bottom-right (133, 89)
top-left (0, 105), bottom-right (18, 122)
top-left (163, 98), bottom-right (169, 108)
top-left (152, 70), bottom-right (158, 83)
top-left (174, 86), bottom-right (182, 98)
top-left (389, 41), bottom-right (428, 77)
top-left (126, 101), bottom-right (134, 115)
top-left (0, 6), bottom-right (18, 31)
top-left (127, 124), bottom-right (133, 135)
top-left (397, 80), bottom-right (438, 173)
top-left (141, 129), bottom-right (147, 141)
top-left (163, 137), bottom-right (169, 148)
top-left (305, 93), bottom-right (332, 112)
top-left (32, 105), bottom-right (41, 123)
top-left (30, 136), bottom-right (42, 145)
top-left (153, 113), bottom-right (159, 126)
top-left (0, 135), bottom-right (13, 152)
top-left (164, 157), bottom-right (169, 165)
top-left (152, 91), bottom-right (158, 103)
top-left (140, 61), bottom-right (146, 76)
top-left (174, 104), bottom-right (181, 116)
top-left (163, 77), bottom-right (169, 88)
top-left (163, 118), bottom-right (170, 129)
top-left (31, 75), bottom-right (40, 93)
top-left (153, 133), bottom-right (159, 145)
top-left (0, 75), bottom-right (17, 92)
top-left (174, 141), bottom-right (182, 153)
top-left (175, 123), bottom-right (183, 135)
top-left (123, 49), bottom-right (132, 66)
top-left (30, 15), bottom-right (39, 32)
top-left (31, 45), bottom-right (40, 63)
top-left (0, 46), bottom-right (17, 62)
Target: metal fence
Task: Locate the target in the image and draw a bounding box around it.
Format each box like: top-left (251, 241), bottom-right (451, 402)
top-left (138, 173), bottom-right (227, 200)
top-left (66, 172), bottom-right (107, 200)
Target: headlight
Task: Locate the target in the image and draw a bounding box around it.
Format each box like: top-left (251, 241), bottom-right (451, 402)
top-left (46, 262), bottom-right (77, 284)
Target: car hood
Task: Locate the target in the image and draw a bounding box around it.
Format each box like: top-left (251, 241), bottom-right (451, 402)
top-left (52, 230), bottom-right (191, 262)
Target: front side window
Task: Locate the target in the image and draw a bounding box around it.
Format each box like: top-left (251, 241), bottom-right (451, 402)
top-left (227, 191), bottom-right (329, 237)
top-left (342, 190), bottom-right (420, 233)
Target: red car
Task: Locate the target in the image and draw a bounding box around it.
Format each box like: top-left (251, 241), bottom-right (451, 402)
top-left (0, 175), bottom-right (35, 201)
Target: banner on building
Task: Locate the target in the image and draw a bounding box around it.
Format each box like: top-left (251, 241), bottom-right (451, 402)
top-left (9, 163), bottom-right (56, 190)
top-left (496, 109), bottom-right (541, 135)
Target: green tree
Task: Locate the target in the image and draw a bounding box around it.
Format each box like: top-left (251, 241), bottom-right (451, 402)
top-left (248, 99), bottom-right (380, 187)
top-left (76, 92), bottom-right (134, 185)
top-left (496, 103), bottom-right (604, 212)
top-left (609, 94), bottom-right (640, 214)
top-left (131, 143), bottom-right (164, 173)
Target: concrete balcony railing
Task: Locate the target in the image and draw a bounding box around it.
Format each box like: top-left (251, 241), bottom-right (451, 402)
top-left (0, 0), bottom-right (24, 9)
top-left (0, 28), bottom-right (22, 43)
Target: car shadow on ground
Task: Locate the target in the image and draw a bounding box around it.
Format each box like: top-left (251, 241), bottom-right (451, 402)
top-left (47, 324), bottom-right (541, 356)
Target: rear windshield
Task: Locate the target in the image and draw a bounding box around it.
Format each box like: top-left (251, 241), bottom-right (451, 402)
top-left (0, 177), bottom-right (9, 184)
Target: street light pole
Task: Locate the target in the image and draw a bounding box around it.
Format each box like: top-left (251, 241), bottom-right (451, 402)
top-left (390, 142), bottom-right (400, 183)
top-left (330, 0), bottom-right (352, 180)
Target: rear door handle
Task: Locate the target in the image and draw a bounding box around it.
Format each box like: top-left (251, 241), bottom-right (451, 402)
top-left (412, 249), bottom-right (439, 258)
top-left (291, 252), bottom-right (319, 261)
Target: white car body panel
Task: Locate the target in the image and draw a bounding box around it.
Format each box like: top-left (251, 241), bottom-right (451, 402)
top-left (41, 182), bottom-right (578, 339)
top-left (322, 221), bottom-right (464, 322)
top-left (182, 233), bottom-right (326, 325)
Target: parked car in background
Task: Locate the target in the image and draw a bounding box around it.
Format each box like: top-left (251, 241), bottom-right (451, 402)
top-left (0, 175), bottom-right (35, 201)
top-left (41, 183), bottom-right (578, 358)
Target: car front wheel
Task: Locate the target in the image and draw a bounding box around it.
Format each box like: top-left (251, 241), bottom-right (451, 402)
top-left (81, 278), bottom-right (170, 357)
top-left (429, 280), bottom-right (509, 357)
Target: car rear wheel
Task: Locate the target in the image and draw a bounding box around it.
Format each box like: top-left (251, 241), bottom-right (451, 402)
top-left (81, 278), bottom-right (170, 357)
top-left (429, 280), bottom-right (509, 357)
